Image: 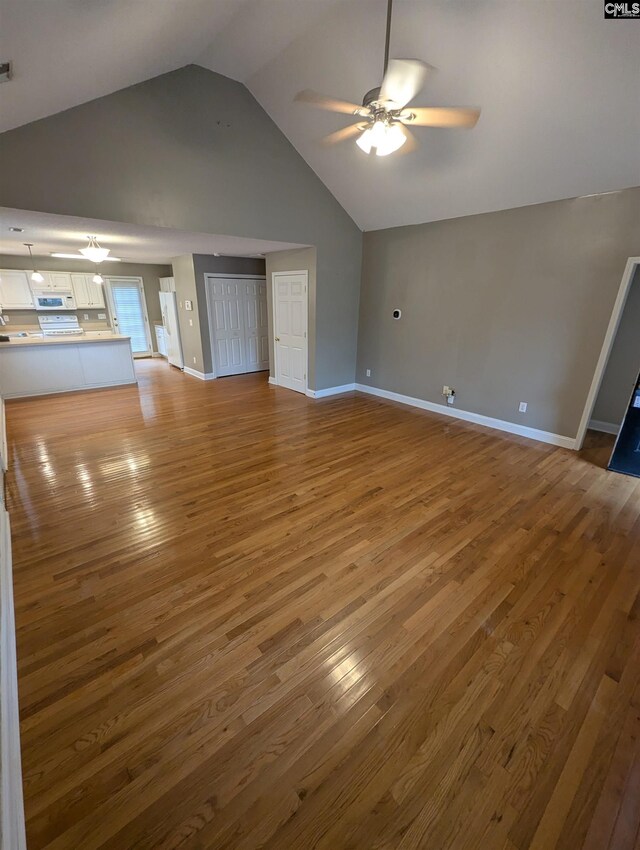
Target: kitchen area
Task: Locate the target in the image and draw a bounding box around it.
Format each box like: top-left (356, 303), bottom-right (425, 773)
top-left (0, 262), bottom-right (138, 398)
top-left (0, 231), bottom-right (179, 399)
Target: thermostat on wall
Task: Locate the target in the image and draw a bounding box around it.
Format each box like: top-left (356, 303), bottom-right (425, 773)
top-left (184, 300), bottom-right (193, 311)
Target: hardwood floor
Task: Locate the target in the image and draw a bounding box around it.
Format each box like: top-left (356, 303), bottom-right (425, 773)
top-left (7, 359), bottom-right (640, 850)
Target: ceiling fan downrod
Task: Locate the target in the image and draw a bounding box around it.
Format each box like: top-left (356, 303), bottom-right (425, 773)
top-left (383, 0), bottom-right (393, 76)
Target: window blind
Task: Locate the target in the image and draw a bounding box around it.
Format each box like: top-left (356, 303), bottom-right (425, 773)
top-left (109, 281), bottom-right (148, 354)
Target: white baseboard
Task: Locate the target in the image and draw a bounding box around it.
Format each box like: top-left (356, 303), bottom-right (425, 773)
top-left (355, 384), bottom-right (576, 450)
top-left (268, 376), bottom-right (278, 386)
top-left (306, 383), bottom-right (356, 399)
top-left (1, 509), bottom-right (27, 850)
top-left (183, 367), bottom-right (215, 381)
top-left (588, 419), bottom-right (619, 435)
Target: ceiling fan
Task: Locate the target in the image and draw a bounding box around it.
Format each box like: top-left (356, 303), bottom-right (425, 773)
top-left (294, 0), bottom-right (480, 157)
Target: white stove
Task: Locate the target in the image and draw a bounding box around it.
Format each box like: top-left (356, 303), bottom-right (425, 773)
top-left (37, 315), bottom-right (84, 337)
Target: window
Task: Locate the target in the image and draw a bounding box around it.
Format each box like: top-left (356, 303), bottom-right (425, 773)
top-left (106, 279), bottom-right (150, 355)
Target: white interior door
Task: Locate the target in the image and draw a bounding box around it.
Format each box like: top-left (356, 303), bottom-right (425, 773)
top-left (273, 271), bottom-right (308, 394)
top-left (206, 277), bottom-right (269, 377)
top-left (208, 279), bottom-right (246, 377)
top-left (243, 280), bottom-right (270, 373)
top-left (105, 277), bottom-right (152, 357)
top-left (159, 291), bottom-right (184, 368)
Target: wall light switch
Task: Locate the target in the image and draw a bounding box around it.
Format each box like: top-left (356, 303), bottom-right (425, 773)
top-left (519, 402), bottom-right (528, 413)
top-left (185, 300), bottom-right (193, 311)
top-left (366, 369), bottom-right (371, 377)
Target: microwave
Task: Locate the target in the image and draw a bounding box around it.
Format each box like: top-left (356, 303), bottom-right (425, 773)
top-left (32, 290), bottom-right (77, 311)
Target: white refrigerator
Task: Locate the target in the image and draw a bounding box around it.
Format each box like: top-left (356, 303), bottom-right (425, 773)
top-left (159, 291), bottom-right (184, 369)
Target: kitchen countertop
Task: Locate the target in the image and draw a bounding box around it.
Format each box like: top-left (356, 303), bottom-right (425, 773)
top-left (0, 333), bottom-right (131, 348)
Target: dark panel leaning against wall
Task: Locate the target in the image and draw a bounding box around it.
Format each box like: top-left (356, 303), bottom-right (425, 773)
top-left (592, 266), bottom-right (640, 429)
top-left (0, 65), bottom-right (362, 391)
top-left (357, 187), bottom-right (640, 440)
top-left (0, 255), bottom-right (171, 346)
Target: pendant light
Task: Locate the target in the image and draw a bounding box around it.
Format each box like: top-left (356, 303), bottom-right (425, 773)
top-left (24, 243), bottom-right (44, 284)
top-left (92, 272), bottom-right (104, 285)
top-left (80, 235), bottom-right (110, 263)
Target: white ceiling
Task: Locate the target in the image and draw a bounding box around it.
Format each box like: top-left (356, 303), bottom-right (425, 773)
top-left (1, 0), bottom-right (639, 232)
top-left (0, 208), bottom-right (304, 265)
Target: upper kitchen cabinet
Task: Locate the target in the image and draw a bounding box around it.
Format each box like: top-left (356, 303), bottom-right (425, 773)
top-left (71, 274), bottom-right (105, 309)
top-left (0, 270), bottom-right (35, 309)
top-left (47, 272), bottom-right (73, 291)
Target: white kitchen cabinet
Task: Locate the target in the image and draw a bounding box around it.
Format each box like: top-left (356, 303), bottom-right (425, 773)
top-left (87, 276), bottom-right (106, 308)
top-left (47, 272), bottom-right (73, 291)
top-left (71, 273), bottom-right (106, 309)
top-left (71, 273), bottom-right (91, 307)
top-left (0, 270), bottom-right (35, 310)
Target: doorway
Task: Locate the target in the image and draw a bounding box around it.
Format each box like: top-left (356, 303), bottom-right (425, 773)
top-left (104, 277), bottom-right (153, 357)
top-left (205, 276), bottom-right (269, 377)
top-left (576, 257), bottom-right (640, 449)
top-left (272, 270), bottom-right (308, 395)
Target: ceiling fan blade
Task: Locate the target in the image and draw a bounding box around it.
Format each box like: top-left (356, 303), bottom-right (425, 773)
top-left (396, 123), bottom-right (419, 154)
top-left (294, 89), bottom-right (363, 115)
top-left (379, 59), bottom-right (433, 109)
top-left (399, 106), bottom-right (481, 128)
top-left (321, 123), bottom-right (367, 146)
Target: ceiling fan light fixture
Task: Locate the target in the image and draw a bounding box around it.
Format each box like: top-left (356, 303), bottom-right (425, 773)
top-left (80, 236), bottom-right (110, 263)
top-left (356, 119), bottom-right (406, 156)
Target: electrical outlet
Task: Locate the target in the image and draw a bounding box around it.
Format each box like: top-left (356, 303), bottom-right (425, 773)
top-left (519, 402), bottom-right (528, 413)
top-left (447, 395), bottom-right (455, 405)
top-left (98, 313), bottom-right (106, 320)
top-left (366, 369), bottom-right (371, 377)
top-left (189, 318), bottom-right (193, 327)
top-left (83, 314), bottom-right (89, 321)
top-left (2, 315), bottom-right (9, 323)
top-left (193, 357), bottom-right (196, 365)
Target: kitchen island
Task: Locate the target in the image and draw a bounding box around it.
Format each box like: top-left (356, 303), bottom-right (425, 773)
top-left (0, 334), bottom-right (136, 398)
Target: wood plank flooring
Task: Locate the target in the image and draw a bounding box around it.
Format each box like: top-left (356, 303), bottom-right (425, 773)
top-left (6, 359), bottom-right (640, 849)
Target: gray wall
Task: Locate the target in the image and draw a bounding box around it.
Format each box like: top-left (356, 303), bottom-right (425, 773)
top-left (592, 266), bottom-right (640, 427)
top-left (0, 254), bottom-right (170, 345)
top-left (357, 188), bottom-right (640, 439)
top-left (171, 254), bottom-right (202, 371)
top-left (0, 64), bottom-right (362, 390)
top-left (265, 247), bottom-right (317, 381)
top-left (171, 254), bottom-right (266, 374)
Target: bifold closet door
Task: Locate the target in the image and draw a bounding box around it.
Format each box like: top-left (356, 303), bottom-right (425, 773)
top-left (242, 280), bottom-right (269, 373)
top-left (208, 279), bottom-right (268, 377)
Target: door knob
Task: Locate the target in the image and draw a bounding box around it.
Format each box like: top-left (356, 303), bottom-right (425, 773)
top-left (275, 336), bottom-right (280, 342)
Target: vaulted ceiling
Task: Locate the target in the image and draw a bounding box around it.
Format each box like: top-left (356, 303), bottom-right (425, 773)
top-left (1, 0), bottom-right (638, 231)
